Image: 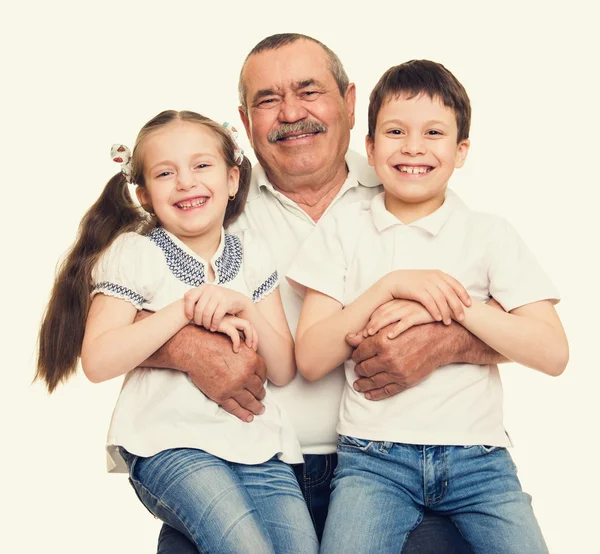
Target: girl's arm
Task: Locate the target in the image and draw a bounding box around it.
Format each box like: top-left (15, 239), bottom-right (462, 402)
top-left (239, 290), bottom-right (295, 386)
top-left (81, 295), bottom-right (189, 383)
top-left (184, 285), bottom-right (295, 386)
top-left (295, 270), bottom-right (471, 382)
top-left (460, 300), bottom-right (569, 376)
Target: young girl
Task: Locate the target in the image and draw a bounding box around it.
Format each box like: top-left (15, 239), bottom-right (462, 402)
top-left (36, 110), bottom-right (318, 554)
top-left (288, 61), bottom-right (569, 553)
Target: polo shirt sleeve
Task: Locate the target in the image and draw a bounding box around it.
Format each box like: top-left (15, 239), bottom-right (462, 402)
top-left (240, 230), bottom-right (280, 303)
top-left (286, 208), bottom-right (351, 305)
top-left (486, 216), bottom-right (560, 312)
top-left (91, 232), bottom-right (159, 310)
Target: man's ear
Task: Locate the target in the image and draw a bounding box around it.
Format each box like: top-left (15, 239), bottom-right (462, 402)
top-left (344, 83), bottom-right (357, 130)
top-left (238, 106), bottom-right (253, 148)
top-left (365, 135), bottom-right (375, 167)
top-left (455, 139), bottom-right (470, 168)
top-left (135, 187), bottom-right (153, 213)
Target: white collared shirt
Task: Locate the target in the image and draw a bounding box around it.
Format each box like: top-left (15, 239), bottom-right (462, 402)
top-left (92, 227), bottom-right (303, 471)
top-left (229, 150), bottom-right (382, 454)
top-left (287, 190), bottom-right (560, 447)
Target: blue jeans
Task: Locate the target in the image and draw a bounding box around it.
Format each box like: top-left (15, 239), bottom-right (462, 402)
top-left (320, 436), bottom-right (549, 554)
top-left (157, 452), bottom-right (471, 553)
top-left (120, 447), bottom-right (318, 553)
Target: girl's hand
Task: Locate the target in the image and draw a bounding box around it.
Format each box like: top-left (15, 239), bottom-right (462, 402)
top-left (217, 315), bottom-right (258, 353)
top-left (389, 270), bottom-right (471, 325)
top-left (184, 285), bottom-right (250, 332)
top-left (361, 299), bottom-right (436, 339)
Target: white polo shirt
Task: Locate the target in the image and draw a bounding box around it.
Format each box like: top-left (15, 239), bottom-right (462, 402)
top-left (92, 227), bottom-right (303, 471)
top-left (287, 190), bottom-right (560, 447)
top-left (229, 150), bottom-right (381, 454)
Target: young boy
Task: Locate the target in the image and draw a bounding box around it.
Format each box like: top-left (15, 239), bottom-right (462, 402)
top-left (287, 60), bottom-right (568, 553)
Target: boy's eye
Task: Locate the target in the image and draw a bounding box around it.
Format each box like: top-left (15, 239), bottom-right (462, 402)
top-left (195, 164), bottom-right (209, 169)
top-left (156, 171), bottom-right (172, 178)
top-left (427, 130), bottom-right (443, 136)
top-left (387, 129), bottom-right (404, 135)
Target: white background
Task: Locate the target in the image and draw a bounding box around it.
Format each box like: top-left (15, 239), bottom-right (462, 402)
top-left (3, 1), bottom-right (599, 552)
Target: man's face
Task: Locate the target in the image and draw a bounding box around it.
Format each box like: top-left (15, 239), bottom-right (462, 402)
top-left (239, 40), bottom-right (355, 182)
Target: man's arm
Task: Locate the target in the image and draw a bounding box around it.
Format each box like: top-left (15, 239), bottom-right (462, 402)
top-left (347, 300), bottom-right (507, 401)
top-left (136, 310), bottom-right (267, 422)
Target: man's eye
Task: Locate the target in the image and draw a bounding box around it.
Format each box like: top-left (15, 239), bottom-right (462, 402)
top-left (258, 98), bottom-right (276, 106)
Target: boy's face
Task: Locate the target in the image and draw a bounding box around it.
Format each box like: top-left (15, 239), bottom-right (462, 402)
top-left (366, 93), bottom-right (469, 213)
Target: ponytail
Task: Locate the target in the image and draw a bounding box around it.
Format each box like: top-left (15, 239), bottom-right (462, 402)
top-left (36, 172), bottom-right (150, 392)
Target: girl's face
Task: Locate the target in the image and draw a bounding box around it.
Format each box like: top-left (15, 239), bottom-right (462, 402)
top-left (136, 121), bottom-right (239, 247)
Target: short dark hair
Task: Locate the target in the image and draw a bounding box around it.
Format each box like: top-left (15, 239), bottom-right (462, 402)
top-left (238, 33), bottom-right (350, 112)
top-left (367, 60), bottom-right (471, 143)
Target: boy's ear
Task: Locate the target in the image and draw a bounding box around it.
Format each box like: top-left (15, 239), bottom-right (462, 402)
top-left (455, 139), bottom-right (470, 168)
top-left (228, 166), bottom-right (240, 197)
top-left (365, 135), bottom-right (375, 167)
top-left (135, 187), bottom-right (153, 213)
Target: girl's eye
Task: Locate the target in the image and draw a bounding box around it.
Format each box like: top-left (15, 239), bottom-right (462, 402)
top-left (156, 171), bottom-right (171, 178)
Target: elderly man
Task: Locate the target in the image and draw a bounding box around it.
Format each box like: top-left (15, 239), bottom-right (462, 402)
top-left (150, 34), bottom-right (502, 553)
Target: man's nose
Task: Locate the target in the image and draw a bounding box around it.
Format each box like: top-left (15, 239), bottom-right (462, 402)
top-left (278, 95), bottom-right (309, 123)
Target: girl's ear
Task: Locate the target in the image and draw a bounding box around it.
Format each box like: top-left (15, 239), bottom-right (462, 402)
top-left (135, 187), bottom-right (153, 213)
top-left (228, 166), bottom-right (240, 198)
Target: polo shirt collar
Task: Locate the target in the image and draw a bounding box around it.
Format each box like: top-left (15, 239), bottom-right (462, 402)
top-left (371, 189), bottom-right (459, 236)
top-left (247, 149), bottom-right (380, 202)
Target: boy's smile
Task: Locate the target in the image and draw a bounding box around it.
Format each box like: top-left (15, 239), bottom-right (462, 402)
top-left (367, 93), bottom-right (469, 223)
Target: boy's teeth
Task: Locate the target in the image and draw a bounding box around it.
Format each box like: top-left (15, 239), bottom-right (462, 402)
top-left (398, 165), bottom-right (431, 174)
top-left (177, 198), bottom-right (207, 209)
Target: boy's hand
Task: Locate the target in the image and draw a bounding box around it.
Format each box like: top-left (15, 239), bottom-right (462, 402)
top-left (389, 270), bottom-right (471, 325)
top-left (360, 299), bottom-right (436, 339)
top-left (217, 315), bottom-right (259, 353)
top-left (184, 285), bottom-right (250, 332)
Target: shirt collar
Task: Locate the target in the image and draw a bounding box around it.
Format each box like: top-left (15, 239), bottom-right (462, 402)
top-left (247, 149), bottom-right (379, 202)
top-left (147, 227), bottom-right (242, 286)
top-left (371, 189), bottom-right (459, 236)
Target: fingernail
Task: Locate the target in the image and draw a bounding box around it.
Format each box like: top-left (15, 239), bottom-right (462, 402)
top-left (246, 415), bottom-right (254, 422)
top-left (365, 393), bottom-right (372, 400)
top-left (353, 382), bottom-right (360, 391)
top-left (458, 313), bottom-right (464, 321)
top-left (347, 332), bottom-right (356, 338)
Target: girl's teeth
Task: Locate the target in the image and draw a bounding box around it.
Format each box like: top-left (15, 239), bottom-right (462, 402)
top-left (178, 198), bottom-right (207, 209)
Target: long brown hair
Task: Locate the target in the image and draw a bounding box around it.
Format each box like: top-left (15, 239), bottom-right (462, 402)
top-left (36, 110), bottom-right (252, 392)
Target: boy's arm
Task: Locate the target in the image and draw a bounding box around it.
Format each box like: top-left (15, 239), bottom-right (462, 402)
top-left (460, 300), bottom-right (568, 376)
top-left (349, 298), bottom-right (508, 400)
top-left (135, 310), bottom-right (268, 422)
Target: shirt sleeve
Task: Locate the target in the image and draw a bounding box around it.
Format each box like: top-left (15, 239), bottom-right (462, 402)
top-left (91, 232), bottom-right (159, 310)
top-left (240, 230), bottom-right (280, 303)
top-left (287, 203), bottom-right (361, 305)
top-left (486, 216), bottom-right (560, 311)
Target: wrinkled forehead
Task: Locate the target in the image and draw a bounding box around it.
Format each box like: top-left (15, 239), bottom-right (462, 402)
top-left (241, 41), bottom-right (332, 99)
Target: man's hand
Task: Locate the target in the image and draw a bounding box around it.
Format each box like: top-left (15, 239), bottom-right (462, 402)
top-left (135, 310), bottom-right (267, 422)
top-left (346, 315), bottom-right (506, 401)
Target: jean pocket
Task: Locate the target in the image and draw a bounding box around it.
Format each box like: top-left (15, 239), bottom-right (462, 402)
top-left (338, 434), bottom-right (373, 452)
top-left (464, 444), bottom-right (503, 455)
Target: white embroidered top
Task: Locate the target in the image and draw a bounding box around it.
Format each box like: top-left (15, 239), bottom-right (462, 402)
top-left (91, 226), bottom-right (303, 472)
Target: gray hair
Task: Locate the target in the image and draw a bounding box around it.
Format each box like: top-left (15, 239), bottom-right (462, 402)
top-left (238, 33), bottom-right (350, 113)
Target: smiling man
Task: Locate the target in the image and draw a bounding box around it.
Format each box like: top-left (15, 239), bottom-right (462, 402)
top-left (150, 34), bottom-right (504, 554)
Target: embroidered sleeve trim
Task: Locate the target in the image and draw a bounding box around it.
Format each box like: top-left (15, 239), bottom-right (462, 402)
top-left (252, 271), bottom-right (279, 303)
top-left (93, 282), bottom-right (146, 309)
